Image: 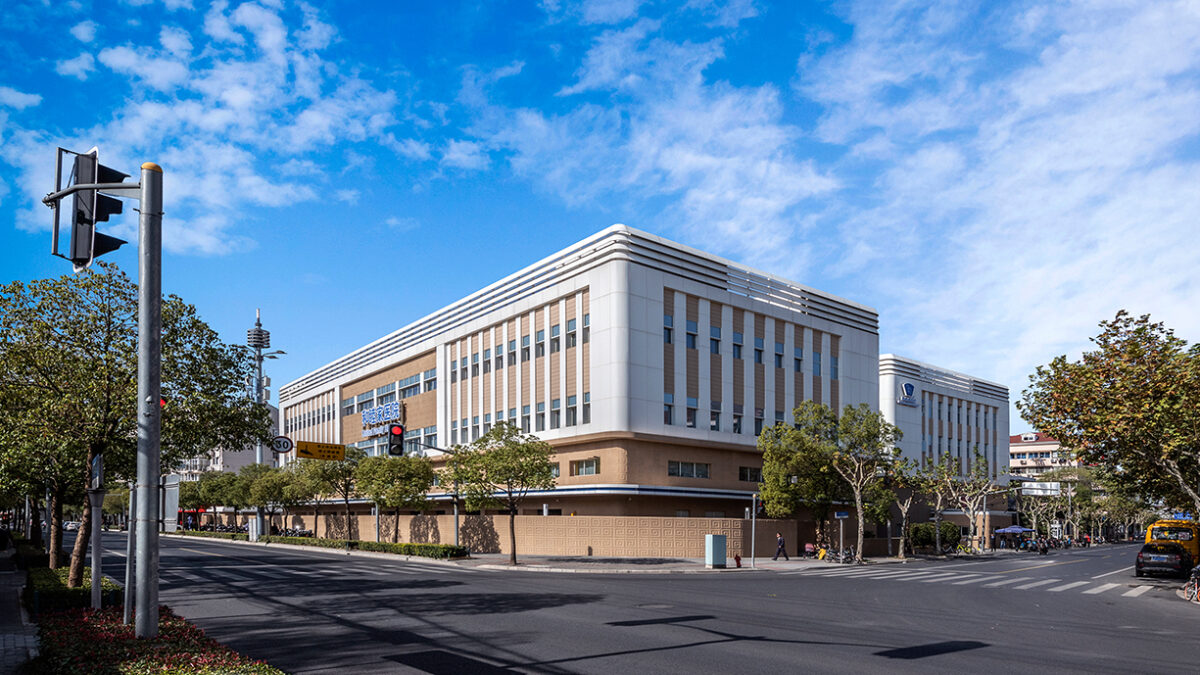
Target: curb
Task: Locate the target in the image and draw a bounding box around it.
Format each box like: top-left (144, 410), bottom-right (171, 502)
top-left (475, 564), bottom-right (756, 574)
top-left (162, 533), bottom-right (468, 569)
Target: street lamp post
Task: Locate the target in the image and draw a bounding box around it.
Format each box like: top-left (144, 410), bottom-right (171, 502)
top-left (247, 310), bottom-right (284, 540)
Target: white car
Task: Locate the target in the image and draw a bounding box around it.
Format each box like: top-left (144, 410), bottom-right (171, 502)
top-left (63, 521), bottom-right (80, 531)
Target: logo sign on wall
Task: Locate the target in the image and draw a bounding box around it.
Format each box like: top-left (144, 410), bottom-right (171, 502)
top-left (362, 401), bottom-right (403, 428)
top-left (897, 381), bottom-right (919, 407)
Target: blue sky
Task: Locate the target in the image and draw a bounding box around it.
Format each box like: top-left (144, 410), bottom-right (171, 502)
top-left (2, 0), bottom-right (1198, 430)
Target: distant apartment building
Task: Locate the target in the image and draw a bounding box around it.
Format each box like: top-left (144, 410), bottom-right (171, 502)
top-left (879, 355), bottom-right (1009, 480)
top-left (1008, 432), bottom-right (1078, 478)
top-left (279, 225), bottom-right (881, 517)
top-left (175, 404), bottom-right (279, 481)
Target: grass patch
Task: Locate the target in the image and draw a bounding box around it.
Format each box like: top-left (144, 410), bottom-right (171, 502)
top-left (23, 566), bottom-right (122, 616)
top-left (171, 530), bottom-right (249, 542)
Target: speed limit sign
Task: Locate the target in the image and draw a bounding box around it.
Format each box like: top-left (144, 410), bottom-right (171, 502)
top-left (271, 435), bottom-right (294, 454)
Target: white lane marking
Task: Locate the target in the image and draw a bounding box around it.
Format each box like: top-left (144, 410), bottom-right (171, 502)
top-left (1048, 581), bottom-right (1091, 592)
top-left (164, 569), bottom-right (206, 583)
top-left (983, 577), bottom-right (1033, 587)
top-left (1092, 567), bottom-right (1134, 579)
top-left (952, 575), bottom-right (1003, 585)
top-left (918, 573), bottom-right (974, 583)
top-left (1014, 579), bottom-right (1060, 590)
top-left (1122, 586), bottom-right (1153, 598)
top-left (1083, 583), bottom-right (1121, 595)
top-left (351, 568), bottom-right (389, 576)
top-left (221, 571), bottom-right (259, 582)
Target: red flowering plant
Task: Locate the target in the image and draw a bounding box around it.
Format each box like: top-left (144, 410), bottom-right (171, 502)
top-left (25, 606), bottom-right (284, 674)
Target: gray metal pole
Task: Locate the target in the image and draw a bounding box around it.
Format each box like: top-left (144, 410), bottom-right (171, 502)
top-left (750, 493), bottom-right (756, 568)
top-left (453, 479), bottom-right (459, 548)
top-left (89, 453), bottom-right (105, 610)
top-left (123, 485), bottom-right (136, 625)
top-left (134, 162), bottom-right (163, 639)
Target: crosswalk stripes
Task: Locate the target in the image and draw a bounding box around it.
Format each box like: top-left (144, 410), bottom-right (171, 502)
top-left (1083, 583), bottom-right (1121, 595)
top-left (983, 577), bottom-right (1033, 587)
top-left (1015, 579), bottom-right (1060, 590)
top-left (776, 567), bottom-right (1164, 600)
top-left (1048, 581), bottom-right (1091, 592)
top-left (952, 575), bottom-right (1003, 585)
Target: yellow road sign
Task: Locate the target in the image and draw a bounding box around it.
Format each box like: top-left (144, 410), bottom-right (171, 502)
top-left (295, 441), bottom-right (346, 461)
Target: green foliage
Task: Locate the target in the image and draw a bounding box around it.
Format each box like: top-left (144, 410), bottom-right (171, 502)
top-left (907, 521), bottom-right (961, 551)
top-left (758, 412), bottom-right (848, 541)
top-left (258, 535), bottom-right (466, 559)
top-left (23, 566), bottom-right (122, 615)
top-left (173, 530), bottom-right (249, 541)
top-left (1020, 311), bottom-right (1200, 514)
top-left (356, 455), bottom-right (435, 511)
top-left (448, 423), bottom-right (555, 564)
top-left (24, 606), bottom-right (284, 675)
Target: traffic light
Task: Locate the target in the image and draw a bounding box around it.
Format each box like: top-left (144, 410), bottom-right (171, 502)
top-left (387, 424), bottom-right (406, 456)
top-left (68, 150), bottom-right (129, 272)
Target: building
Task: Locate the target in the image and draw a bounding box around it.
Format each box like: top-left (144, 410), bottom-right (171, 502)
top-left (279, 225), bottom-right (880, 517)
top-left (175, 405), bottom-right (280, 481)
top-left (878, 355), bottom-right (1009, 480)
top-left (1008, 432), bottom-right (1077, 478)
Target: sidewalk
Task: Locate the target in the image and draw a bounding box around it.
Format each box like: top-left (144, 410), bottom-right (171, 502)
top-left (0, 548), bottom-right (37, 675)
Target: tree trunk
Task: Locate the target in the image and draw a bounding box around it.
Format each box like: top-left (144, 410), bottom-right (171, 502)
top-left (508, 509), bottom-right (517, 565)
top-left (897, 499), bottom-right (912, 560)
top-left (49, 490), bottom-right (64, 569)
top-left (343, 497), bottom-right (352, 541)
top-left (68, 443), bottom-right (96, 590)
top-left (394, 507), bottom-right (400, 543)
top-left (852, 486), bottom-right (864, 563)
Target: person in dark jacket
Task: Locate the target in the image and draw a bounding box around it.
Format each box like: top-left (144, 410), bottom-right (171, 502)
top-left (772, 532), bottom-right (789, 561)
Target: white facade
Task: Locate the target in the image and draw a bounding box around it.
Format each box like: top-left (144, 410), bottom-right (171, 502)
top-left (175, 405), bottom-right (279, 481)
top-left (879, 355), bottom-right (1009, 480)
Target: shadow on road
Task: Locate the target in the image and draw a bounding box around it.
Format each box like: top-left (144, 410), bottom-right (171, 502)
top-left (875, 640), bottom-right (989, 659)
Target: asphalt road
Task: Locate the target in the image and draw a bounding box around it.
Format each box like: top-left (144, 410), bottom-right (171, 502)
top-left (89, 534), bottom-right (1198, 674)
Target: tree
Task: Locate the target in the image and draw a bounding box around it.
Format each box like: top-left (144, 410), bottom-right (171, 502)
top-left (1020, 311), bottom-right (1200, 516)
top-left (759, 411), bottom-right (849, 546)
top-left (241, 464), bottom-right (287, 532)
top-left (294, 448), bottom-right (365, 540)
top-left (196, 470), bottom-right (239, 528)
top-left (919, 452), bottom-right (962, 554)
top-left (356, 455), bottom-right (436, 542)
top-left (447, 423), bottom-right (556, 565)
top-left (0, 264), bottom-right (271, 586)
top-left (885, 457), bottom-right (921, 559)
top-left (824, 403), bottom-right (902, 563)
top-left (944, 448), bottom-right (996, 552)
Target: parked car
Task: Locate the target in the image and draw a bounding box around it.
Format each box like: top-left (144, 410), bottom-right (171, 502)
top-left (62, 521), bottom-right (80, 531)
top-left (1136, 542), bottom-right (1192, 578)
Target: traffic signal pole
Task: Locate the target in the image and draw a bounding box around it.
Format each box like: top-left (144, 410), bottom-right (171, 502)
top-left (134, 163), bottom-right (163, 639)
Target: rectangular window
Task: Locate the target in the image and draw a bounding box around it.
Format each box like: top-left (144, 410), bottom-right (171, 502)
top-left (774, 353), bottom-right (783, 368)
top-left (831, 355), bottom-right (839, 380)
top-left (572, 458), bottom-right (599, 476)
top-left (566, 395), bottom-right (578, 426)
top-left (550, 325), bottom-right (561, 353)
top-left (583, 313), bottom-right (590, 343)
top-left (341, 398), bottom-right (355, 417)
top-left (550, 463), bottom-right (560, 478)
top-left (686, 407), bottom-right (697, 428)
top-left (710, 411), bottom-right (720, 432)
top-left (813, 351), bottom-right (822, 377)
top-left (536, 329), bottom-right (546, 357)
top-left (664, 404), bottom-right (673, 425)
top-left (686, 333), bottom-right (697, 349)
top-left (710, 326), bottom-right (721, 339)
top-left (754, 337), bottom-right (764, 364)
top-left (668, 461), bottom-right (710, 479)
top-left (739, 466), bottom-right (763, 483)
top-left (733, 344), bottom-right (742, 359)
top-left (665, 327), bottom-right (673, 344)
top-left (536, 402), bottom-right (546, 431)
top-left (733, 331), bottom-right (743, 345)
top-left (550, 398), bottom-right (561, 429)
top-left (711, 338), bottom-right (720, 354)
top-left (521, 404), bottom-right (531, 433)
top-left (733, 415), bottom-right (742, 434)
top-left (583, 392), bottom-right (590, 424)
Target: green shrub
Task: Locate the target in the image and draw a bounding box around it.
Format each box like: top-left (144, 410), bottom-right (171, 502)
top-left (15, 544), bottom-right (53, 569)
top-left (24, 606), bottom-right (284, 675)
top-left (259, 536), bottom-right (467, 559)
top-left (173, 530), bottom-right (249, 541)
top-left (907, 521), bottom-right (961, 551)
top-left (23, 566), bottom-right (123, 616)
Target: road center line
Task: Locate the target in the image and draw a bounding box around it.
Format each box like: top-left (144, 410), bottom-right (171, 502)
top-left (1092, 566), bottom-right (1133, 579)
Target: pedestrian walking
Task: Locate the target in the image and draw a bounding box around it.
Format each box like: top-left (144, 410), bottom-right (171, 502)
top-left (772, 532), bottom-right (789, 561)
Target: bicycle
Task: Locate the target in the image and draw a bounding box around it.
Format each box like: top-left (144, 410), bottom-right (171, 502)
top-left (1184, 567), bottom-right (1200, 603)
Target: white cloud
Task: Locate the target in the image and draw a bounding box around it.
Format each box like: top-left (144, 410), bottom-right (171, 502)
top-left (203, 0), bottom-right (245, 44)
top-left (160, 26), bottom-right (192, 56)
top-left (385, 216), bottom-right (419, 231)
top-left (0, 86), bottom-right (41, 109)
top-left (795, 1), bottom-right (1200, 423)
top-left (334, 188), bottom-right (359, 203)
top-left (70, 20), bottom-right (97, 43)
top-left (98, 45), bottom-right (190, 91)
top-left (56, 53), bottom-right (96, 80)
top-left (440, 139), bottom-right (489, 170)
top-left (582, 0), bottom-right (643, 24)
